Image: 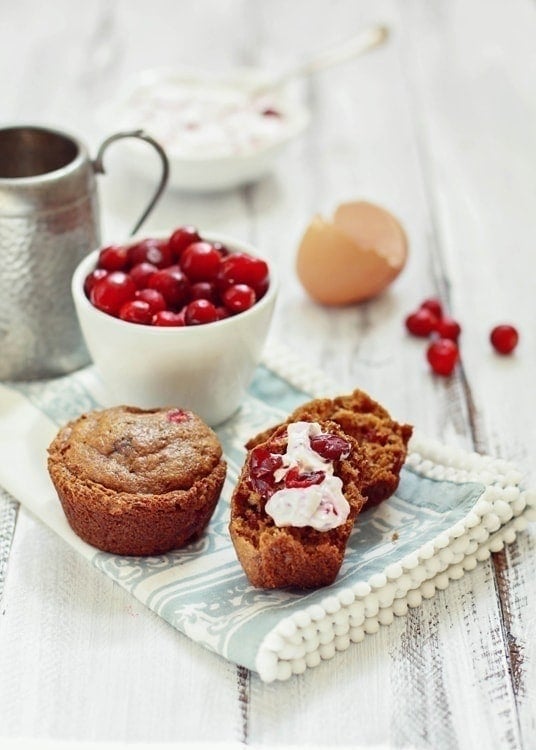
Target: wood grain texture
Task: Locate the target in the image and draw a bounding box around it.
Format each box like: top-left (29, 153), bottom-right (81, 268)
top-left (0, 510), bottom-right (242, 743)
top-left (0, 490), bottom-right (18, 606)
top-left (0, 0), bottom-right (534, 746)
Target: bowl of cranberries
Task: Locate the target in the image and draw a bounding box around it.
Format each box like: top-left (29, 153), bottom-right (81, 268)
top-left (72, 226), bottom-right (277, 425)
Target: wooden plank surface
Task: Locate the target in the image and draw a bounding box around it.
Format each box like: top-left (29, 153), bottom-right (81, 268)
top-left (0, 0), bottom-right (534, 747)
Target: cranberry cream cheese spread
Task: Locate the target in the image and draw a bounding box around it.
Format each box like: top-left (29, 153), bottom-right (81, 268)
top-left (264, 422), bottom-right (351, 531)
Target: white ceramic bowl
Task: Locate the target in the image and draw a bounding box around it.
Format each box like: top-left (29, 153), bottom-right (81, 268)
top-left (98, 67), bottom-right (310, 192)
top-left (71, 232), bottom-right (277, 425)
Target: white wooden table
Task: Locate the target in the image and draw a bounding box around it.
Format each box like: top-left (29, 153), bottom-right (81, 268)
top-left (1, 1), bottom-right (535, 747)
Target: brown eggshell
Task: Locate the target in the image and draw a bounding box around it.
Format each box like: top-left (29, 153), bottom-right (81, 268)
top-left (296, 201), bottom-right (408, 306)
top-left (334, 201), bottom-right (408, 270)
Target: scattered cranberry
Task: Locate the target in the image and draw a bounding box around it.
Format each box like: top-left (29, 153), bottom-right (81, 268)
top-left (405, 297), bottom-right (462, 373)
top-left (420, 297), bottom-right (443, 320)
top-left (184, 299), bottom-right (219, 326)
top-left (436, 316), bottom-right (461, 341)
top-left (90, 272), bottom-right (137, 317)
top-left (222, 283), bottom-right (256, 314)
top-left (404, 299), bottom-right (521, 374)
top-left (169, 225), bottom-right (201, 258)
top-left (427, 338), bottom-right (459, 376)
top-left (490, 324), bottom-right (519, 355)
top-left (118, 299), bottom-right (153, 325)
top-left (310, 434), bottom-right (351, 461)
top-left (405, 308), bottom-right (438, 337)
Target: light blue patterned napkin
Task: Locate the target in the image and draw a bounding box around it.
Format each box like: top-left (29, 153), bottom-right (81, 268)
top-left (0, 353), bottom-right (533, 682)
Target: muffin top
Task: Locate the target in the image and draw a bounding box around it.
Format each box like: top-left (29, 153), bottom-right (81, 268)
top-left (245, 389), bottom-right (412, 506)
top-left (49, 406), bottom-right (223, 494)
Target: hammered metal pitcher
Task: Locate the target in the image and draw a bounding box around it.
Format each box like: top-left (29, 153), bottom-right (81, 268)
top-left (0, 125), bottom-right (169, 381)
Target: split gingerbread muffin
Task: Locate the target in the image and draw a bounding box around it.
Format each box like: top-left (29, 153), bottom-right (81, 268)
top-left (48, 406), bottom-right (226, 556)
top-left (246, 389), bottom-right (412, 507)
top-left (230, 419), bottom-right (367, 589)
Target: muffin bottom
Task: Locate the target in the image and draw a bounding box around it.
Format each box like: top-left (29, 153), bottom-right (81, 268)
top-left (50, 460), bottom-right (227, 556)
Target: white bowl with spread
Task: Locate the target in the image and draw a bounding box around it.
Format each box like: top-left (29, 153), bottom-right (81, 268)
top-left (99, 67), bottom-right (310, 192)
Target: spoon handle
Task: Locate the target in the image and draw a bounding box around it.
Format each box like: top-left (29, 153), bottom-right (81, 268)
top-left (269, 24), bottom-right (389, 91)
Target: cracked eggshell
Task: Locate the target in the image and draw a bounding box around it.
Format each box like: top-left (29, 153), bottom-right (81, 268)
top-left (296, 201), bottom-right (408, 306)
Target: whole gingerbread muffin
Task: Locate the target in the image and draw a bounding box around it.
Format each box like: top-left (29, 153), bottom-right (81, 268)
top-left (48, 406), bottom-right (226, 556)
top-left (230, 420), bottom-right (367, 589)
top-left (246, 390), bottom-right (412, 507)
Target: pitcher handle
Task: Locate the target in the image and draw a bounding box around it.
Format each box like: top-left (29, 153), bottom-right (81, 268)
top-left (93, 129), bottom-right (170, 236)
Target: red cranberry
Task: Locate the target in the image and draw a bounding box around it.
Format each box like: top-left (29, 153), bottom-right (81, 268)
top-left (222, 283), bottom-right (256, 314)
top-left (118, 299), bottom-right (153, 325)
top-left (490, 324), bottom-right (519, 355)
top-left (184, 299), bottom-right (219, 326)
top-left (166, 408), bottom-right (190, 422)
top-left (436, 316), bottom-right (461, 341)
top-left (405, 308), bottom-right (439, 337)
top-left (420, 298), bottom-right (443, 320)
top-left (249, 447), bottom-right (283, 497)
top-left (211, 241), bottom-right (229, 257)
top-left (285, 466), bottom-right (326, 488)
top-left (180, 241), bottom-right (222, 282)
top-left (262, 108), bottom-right (281, 117)
top-left (216, 306), bottom-right (231, 321)
top-left (310, 434), bottom-right (351, 461)
top-left (127, 239), bottom-right (158, 267)
top-left (128, 239), bottom-right (172, 268)
top-left (135, 288), bottom-right (166, 314)
top-left (169, 226), bottom-right (201, 259)
top-left (90, 272), bottom-right (136, 317)
top-left (98, 244), bottom-right (129, 271)
top-left (218, 253), bottom-right (269, 294)
top-left (190, 281), bottom-right (218, 303)
top-left (152, 310), bottom-right (185, 327)
top-left (426, 338), bottom-right (459, 376)
top-left (148, 267), bottom-right (190, 308)
top-left (129, 262), bottom-right (158, 289)
top-left (250, 447), bottom-right (283, 477)
top-left (251, 276), bottom-right (269, 300)
top-left (154, 238), bottom-right (175, 267)
top-left (83, 268), bottom-right (108, 298)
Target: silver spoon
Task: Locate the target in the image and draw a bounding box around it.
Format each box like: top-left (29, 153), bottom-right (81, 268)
top-left (251, 24), bottom-right (390, 97)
